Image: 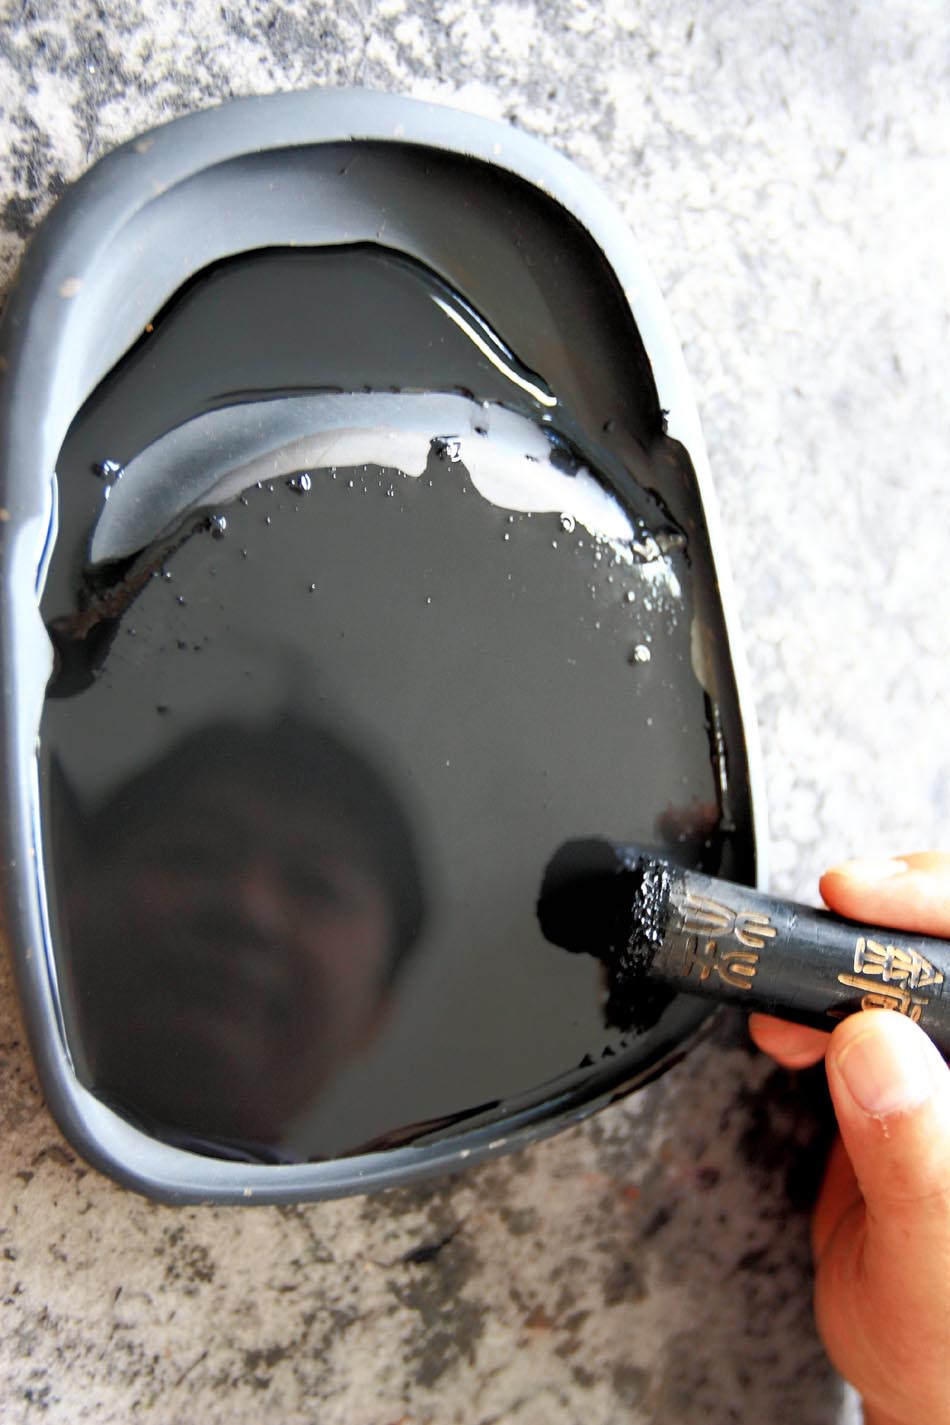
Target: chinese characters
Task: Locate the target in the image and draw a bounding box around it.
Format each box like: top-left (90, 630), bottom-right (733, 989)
top-left (666, 894), bottom-right (776, 990)
top-left (837, 937), bottom-right (945, 1022)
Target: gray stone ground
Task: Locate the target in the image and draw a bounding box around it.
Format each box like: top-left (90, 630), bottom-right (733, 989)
top-left (0, 2), bottom-right (947, 1421)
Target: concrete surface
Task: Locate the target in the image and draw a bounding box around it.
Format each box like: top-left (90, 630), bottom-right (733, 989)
top-left (1, 2), bottom-right (947, 1421)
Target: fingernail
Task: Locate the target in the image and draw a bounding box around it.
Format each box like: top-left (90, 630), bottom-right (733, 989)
top-left (834, 1016), bottom-right (933, 1116)
top-left (833, 857), bottom-right (909, 884)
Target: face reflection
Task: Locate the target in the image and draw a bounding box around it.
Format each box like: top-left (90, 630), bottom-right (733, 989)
top-left (65, 729), bottom-right (418, 1148)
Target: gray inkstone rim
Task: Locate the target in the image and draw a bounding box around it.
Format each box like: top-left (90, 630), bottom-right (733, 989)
top-left (0, 88), bottom-right (767, 1204)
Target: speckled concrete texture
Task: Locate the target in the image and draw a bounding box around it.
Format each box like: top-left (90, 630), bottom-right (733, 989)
top-left (1, 2), bottom-right (947, 1422)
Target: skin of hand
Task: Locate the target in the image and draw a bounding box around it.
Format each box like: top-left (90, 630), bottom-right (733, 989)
top-left (749, 853), bottom-right (950, 1425)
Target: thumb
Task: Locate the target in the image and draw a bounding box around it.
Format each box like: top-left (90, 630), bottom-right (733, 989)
top-left (819, 1010), bottom-right (950, 1421)
top-left (826, 1010), bottom-right (950, 1230)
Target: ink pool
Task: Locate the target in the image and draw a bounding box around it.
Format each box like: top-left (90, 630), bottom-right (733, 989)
top-left (39, 243), bottom-right (753, 1162)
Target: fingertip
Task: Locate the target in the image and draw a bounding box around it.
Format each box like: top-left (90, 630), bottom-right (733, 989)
top-left (827, 1010), bottom-right (938, 1118)
top-left (820, 852), bottom-right (950, 937)
top-left (824, 1011), bottom-right (950, 1226)
top-left (821, 857), bottom-right (910, 891)
top-left (819, 860), bottom-right (908, 921)
top-left (749, 1012), bottom-right (830, 1069)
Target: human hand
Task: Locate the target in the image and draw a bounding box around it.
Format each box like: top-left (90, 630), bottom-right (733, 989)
top-left (749, 854), bottom-right (950, 1425)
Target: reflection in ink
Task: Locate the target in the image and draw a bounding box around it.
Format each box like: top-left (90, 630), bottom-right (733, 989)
top-left (56, 717), bottom-right (425, 1154)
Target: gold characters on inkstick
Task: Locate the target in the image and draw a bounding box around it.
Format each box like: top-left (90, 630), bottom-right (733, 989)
top-left (837, 936), bottom-right (945, 1022)
top-left (667, 894), bottom-right (778, 990)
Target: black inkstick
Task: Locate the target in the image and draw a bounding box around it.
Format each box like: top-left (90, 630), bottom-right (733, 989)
top-left (538, 839), bottom-right (950, 1052)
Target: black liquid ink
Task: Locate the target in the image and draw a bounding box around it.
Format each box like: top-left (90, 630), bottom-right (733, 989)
top-left (39, 245), bottom-right (753, 1161)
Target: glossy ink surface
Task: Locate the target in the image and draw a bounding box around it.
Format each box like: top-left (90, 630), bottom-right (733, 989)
top-left (40, 245), bottom-right (752, 1161)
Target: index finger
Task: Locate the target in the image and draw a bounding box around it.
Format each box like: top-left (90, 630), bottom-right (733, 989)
top-left (819, 851), bottom-right (950, 938)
